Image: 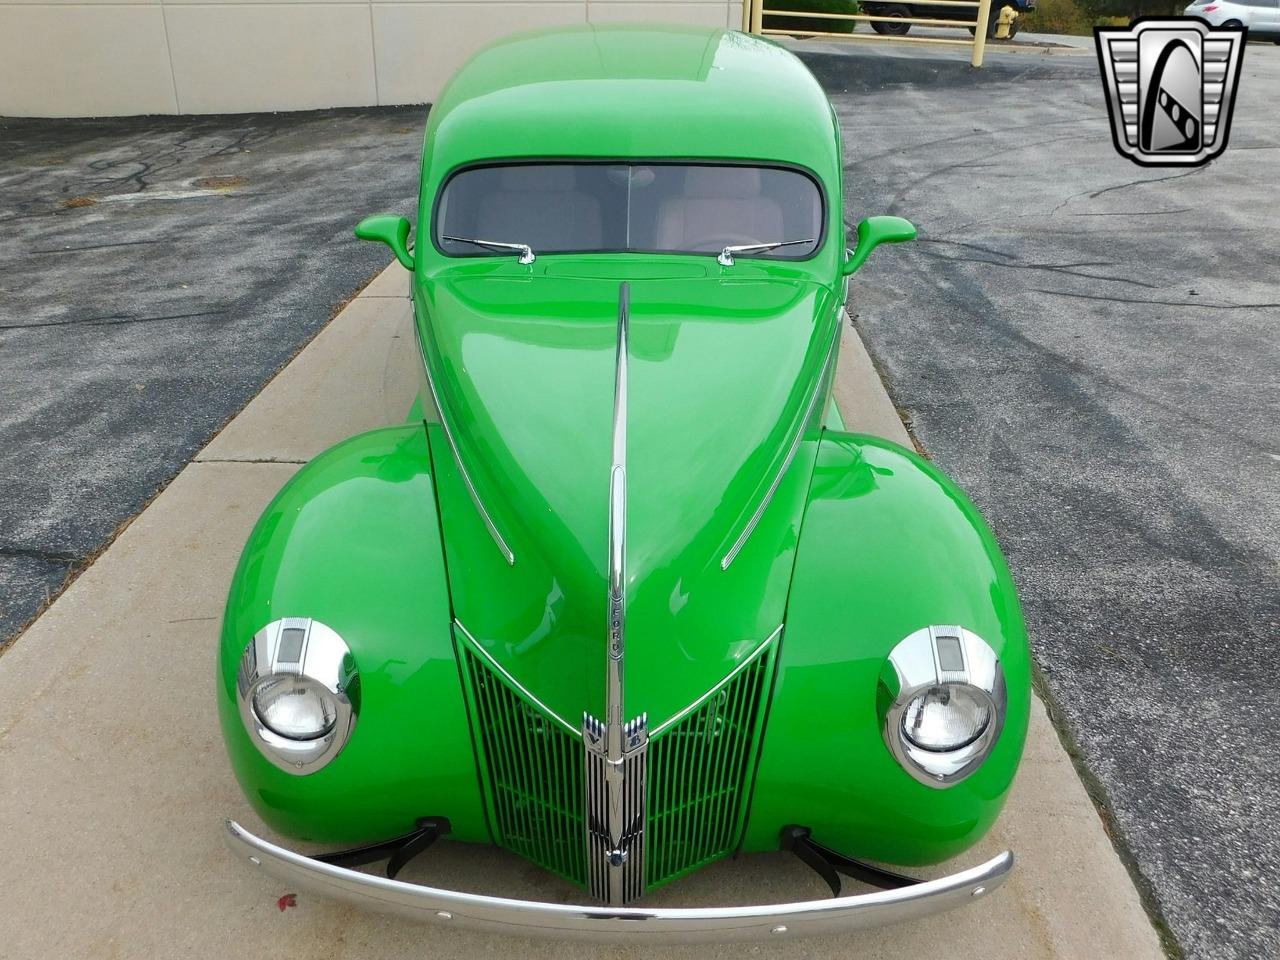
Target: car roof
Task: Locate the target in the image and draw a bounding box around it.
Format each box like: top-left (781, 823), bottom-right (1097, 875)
top-left (422, 25), bottom-right (841, 185)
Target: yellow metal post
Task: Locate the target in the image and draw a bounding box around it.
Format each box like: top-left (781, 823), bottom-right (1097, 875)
top-left (750, 0), bottom-right (764, 35)
top-left (970, 0), bottom-right (992, 66)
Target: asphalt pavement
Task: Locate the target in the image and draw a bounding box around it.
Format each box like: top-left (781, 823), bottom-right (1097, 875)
top-left (786, 38), bottom-right (1280, 960)
top-left (0, 108), bottom-right (422, 642)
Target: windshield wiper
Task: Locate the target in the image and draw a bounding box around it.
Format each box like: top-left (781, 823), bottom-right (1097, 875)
top-left (717, 238), bottom-right (815, 267)
top-left (443, 236), bottom-right (536, 265)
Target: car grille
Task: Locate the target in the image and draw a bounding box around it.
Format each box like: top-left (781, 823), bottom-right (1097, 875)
top-left (646, 640), bottom-right (776, 888)
top-left (457, 629), bottom-right (777, 896)
top-left (458, 642), bottom-right (587, 886)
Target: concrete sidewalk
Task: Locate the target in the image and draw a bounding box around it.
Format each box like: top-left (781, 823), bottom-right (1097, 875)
top-left (0, 262), bottom-right (1164, 959)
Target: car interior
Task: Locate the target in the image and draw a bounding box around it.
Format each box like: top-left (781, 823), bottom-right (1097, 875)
top-left (437, 162), bottom-right (823, 259)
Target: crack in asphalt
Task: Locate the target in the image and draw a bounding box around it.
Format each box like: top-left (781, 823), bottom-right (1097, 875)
top-left (1087, 165), bottom-right (1207, 201)
top-left (1048, 166), bottom-right (1207, 218)
top-left (1031, 289), bottom-right (1280, 310)
top-left (914, 242), bottom-right (1159, 289)
top-left (0, 309), bottom-right (226, 332)
top-left (842, 113), bottom-right (1101, 169)
top-left (1070, 208), bottom-right (1193, 217)
top-left (883, 131), bottom-right (1108, 217)
top-left (0, 546), bottom-right (80, 564)
top-left (0, 123), bottom-right (279, 222)
top-left (30, 239), bottom-right (163, 255)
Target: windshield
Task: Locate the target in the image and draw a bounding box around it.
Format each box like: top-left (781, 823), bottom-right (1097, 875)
top-left (435, 163), bottom-right (824, 261)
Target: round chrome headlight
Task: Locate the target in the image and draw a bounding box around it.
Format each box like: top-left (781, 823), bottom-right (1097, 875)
top-left (236, 618), bottom-right (358, 774)
top-left (879, 625), bottom-right (1005, 788)
top-left (901, 685), bottom-right (991, 752)
top-left (252, 675), bottom-right (338, 741)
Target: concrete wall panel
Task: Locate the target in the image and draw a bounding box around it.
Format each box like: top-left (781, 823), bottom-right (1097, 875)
top-left (0, 5), bottom-right (179, 117)
top-left (165, 3), bottom-right (378, 113)
top-left (372, 1), bottom-right (586, 106)
top-left (587, 2), bottom-right (731, 28)
top-left (0, 0), bottom-right (745, 117)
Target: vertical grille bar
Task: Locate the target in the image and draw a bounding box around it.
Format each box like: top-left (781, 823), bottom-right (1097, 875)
top-left (584, 717), bottom-right (608, 902)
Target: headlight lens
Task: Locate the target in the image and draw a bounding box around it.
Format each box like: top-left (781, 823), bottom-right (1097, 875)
top-left (879, 626), bottom-right (1006, 788)
top-left (901, 684), bottom-right (990, 752)
top-left (236, 618), bottom-right (358, 775)
top-left (252, 675), bottom-right (338, 741)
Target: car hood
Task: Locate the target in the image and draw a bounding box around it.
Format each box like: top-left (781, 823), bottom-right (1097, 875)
top-left (416, 266), bottom-right (839, 728)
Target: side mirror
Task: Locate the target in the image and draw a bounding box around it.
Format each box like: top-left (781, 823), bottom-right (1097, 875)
top-left (842, 216), bottom-right (917, 276)
top-left (355, 214), bottom-right (414, 270)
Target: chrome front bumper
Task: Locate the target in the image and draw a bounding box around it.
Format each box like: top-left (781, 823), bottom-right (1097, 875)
top-left (225, 820), bottom-right (1014, 942)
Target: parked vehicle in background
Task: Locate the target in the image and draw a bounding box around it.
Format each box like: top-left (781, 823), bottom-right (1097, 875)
top-left (862, 0), bottom-right (1035, 37)
top-left (1186, 0), bottom-right (1280, 40)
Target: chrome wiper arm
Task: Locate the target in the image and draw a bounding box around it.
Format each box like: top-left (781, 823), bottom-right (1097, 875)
top-left (443, 235), bottom-right (536, 265)
top-left (717, 237), bottom-right (815, 267)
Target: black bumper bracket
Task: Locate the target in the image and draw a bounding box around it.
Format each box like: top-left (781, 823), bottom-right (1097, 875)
top-left (315, 816), bottom-right (452, 881)
top-left (781, 825), bottom-right (921, 898)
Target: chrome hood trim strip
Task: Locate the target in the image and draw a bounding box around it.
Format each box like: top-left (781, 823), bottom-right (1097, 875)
top-left (453, 619), bottom-right (578, 735)
top-left (649, 625), bottom-right (781, 737)
top-left (582, 282), bottom-right (649, 906)
top-left (225, 820), bottom-right (1013, 943)
top-left (720, 316), bottom-right (841, 571)
top-left (606, 281), bottom-right (630, 743)
top-left (413, 308), bottom-right (516, 566)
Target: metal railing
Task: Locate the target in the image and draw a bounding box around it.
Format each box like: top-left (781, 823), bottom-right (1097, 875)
top-left (745, 0), bottom-right (995, 68)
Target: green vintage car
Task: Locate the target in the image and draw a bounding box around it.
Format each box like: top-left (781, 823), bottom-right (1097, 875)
top-left (220, 24), bottom-right (1030, 941)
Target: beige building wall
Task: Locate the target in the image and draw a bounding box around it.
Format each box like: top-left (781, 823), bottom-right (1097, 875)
top-left (0, 0), bottom-right (746, 117)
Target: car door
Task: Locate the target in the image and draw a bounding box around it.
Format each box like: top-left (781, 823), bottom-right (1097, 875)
top-left (1257, 0), bottom-right (1280, 33)
top-left (1241, 0), bottom-right (1280, 32)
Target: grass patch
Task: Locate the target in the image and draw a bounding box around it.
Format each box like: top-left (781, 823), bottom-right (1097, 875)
top-left (764, 0), bottom-right (862, 34)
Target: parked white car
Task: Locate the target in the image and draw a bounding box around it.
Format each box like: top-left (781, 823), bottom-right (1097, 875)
top-left (1185, 0), bottom-right (1280, 40)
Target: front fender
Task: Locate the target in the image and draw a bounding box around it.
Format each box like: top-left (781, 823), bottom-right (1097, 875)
top-left (743, 432), bottom-right (1031, 864)
top-left (218, 425), bottom-right (487, 845)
